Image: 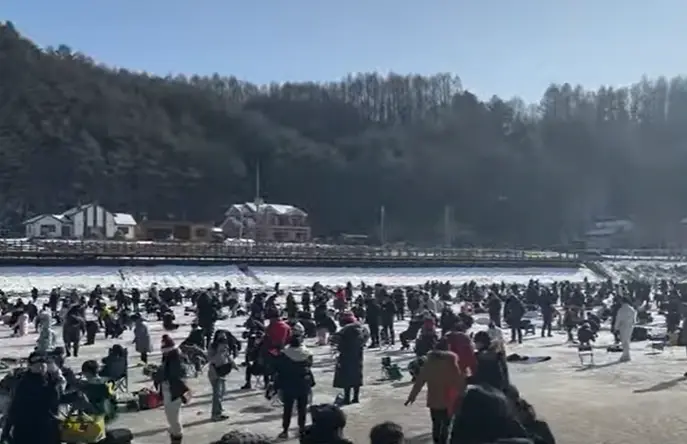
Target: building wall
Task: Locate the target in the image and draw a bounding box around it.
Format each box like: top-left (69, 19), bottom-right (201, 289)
top-left (72, 205), bottom-right (116, 238)
top-left (223, 206), bottom-right (311, 242)
top-left (25, 216), bottom-right (64, 239)
top-left (262, 226), bottom-right (311, 242)
top-left (116, 225), bottom-right (137, 240)
top-left (139, 221), bottom-right (214, 242)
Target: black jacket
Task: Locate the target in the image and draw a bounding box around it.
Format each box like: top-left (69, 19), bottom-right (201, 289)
top-left (469, 349), bottom-right (509, 391)
top-left (274, 346), bottom-right (314, 398)
top-left (159, 349), bottom-right (189, 402)
top-left (2, 371), bottom-right (61, 444)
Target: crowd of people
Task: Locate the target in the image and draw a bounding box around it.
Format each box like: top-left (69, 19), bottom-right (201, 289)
top-left (0, 275), bottom-right (678, 444)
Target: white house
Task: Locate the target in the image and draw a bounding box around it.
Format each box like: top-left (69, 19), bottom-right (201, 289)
top-left (113, 213), bottom-right (138, 240)
top-left (23, 214), bottom-right (71, 239)
top-left (62, 203), bottom-right (116, 239)
top-left (23, 203), bottom-right (127, 239)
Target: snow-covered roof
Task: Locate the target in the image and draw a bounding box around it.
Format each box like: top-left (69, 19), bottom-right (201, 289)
top-left (226, 202), bottom-right (307, 217)
top-left (22, 214), bottom-right (70, 225)
top-left (62, 203), bottom-right (95, 217)
top-left (114, 213), bottom-right (137, 226)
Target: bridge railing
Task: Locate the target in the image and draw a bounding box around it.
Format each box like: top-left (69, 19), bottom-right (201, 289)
top-left (0, 239), bottom-right (579, 261)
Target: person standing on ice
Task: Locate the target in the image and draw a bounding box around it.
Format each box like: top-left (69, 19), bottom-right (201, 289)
top-left (133, 314), bottom-right (152, 364)
top-left (158, 335), bottom-right (190, 444)
top-left (614, 296), bottom-right (636, 362)
top-left (35, 311), bottom-right (56, 354)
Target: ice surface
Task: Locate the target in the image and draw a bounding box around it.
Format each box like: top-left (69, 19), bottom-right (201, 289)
top-left (0, 265), bottom-right (600, 293)
top-left (0, 302), bottom-right (681, 444)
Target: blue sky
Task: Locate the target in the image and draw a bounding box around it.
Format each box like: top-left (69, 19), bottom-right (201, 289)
top-left (4, 1), bottom-right (686, 103)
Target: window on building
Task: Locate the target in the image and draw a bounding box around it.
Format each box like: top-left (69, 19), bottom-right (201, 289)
top-left (40, 224), bottom-right (56, 235)
top-left (194, 228), bottom-right (208, 239)
top-left (61, 225), bottom-right (72, 237)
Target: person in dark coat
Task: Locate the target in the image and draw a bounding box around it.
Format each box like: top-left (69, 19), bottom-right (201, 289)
top-left (300, 404), bottom-right (354, 444)
top-left (504, 294), bottom-right (525, 344)
top-left (196, 292), bottom-right (218, 348)
top-left (63, 304), bottom-right (85, 357)
top-left (469, 331), bottom-right (509, 391)
top-left (539, 294), bottom-right (555, 338)
top-left (274, 335), bottom-right (314, 439)
top-left (333, 314), bottom-right (368, 405)
top-left (487, 293), bottom-right (502, 327)
top-left (0, 352), bottom-right (61, 444)
top-left (449, 385), bottom-right (533, 444)
top-left (365, 299), bottom-right (381, 348)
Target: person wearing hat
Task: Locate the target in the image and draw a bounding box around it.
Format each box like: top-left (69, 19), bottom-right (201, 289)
top-left (0, 352), bottom-right (62, 444)
top-left (333, 314), bottom-right (368, 405)
top-left (159, 335), bottom-right (190, 444)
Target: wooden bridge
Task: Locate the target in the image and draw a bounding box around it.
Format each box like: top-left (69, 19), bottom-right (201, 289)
top-left (0, 239), bottom-right (581, 267)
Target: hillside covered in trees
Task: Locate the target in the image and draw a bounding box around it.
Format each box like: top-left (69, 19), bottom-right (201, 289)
top-left (1, 21), bottom-right (687, 247)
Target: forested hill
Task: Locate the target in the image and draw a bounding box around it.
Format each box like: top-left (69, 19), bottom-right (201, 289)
top-left (1, 21), bottom-right (687, 246)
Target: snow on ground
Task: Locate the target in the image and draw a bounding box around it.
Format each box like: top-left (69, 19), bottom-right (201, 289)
top-left (0, 265), bottom-right (600, 294)
top-left (0, 302), bottom-right (684, 444)
top-left (600, 260), bottom-right (687, 281)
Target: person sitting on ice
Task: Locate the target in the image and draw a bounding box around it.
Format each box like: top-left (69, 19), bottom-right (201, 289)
top-left (162, 310), bottom-right (179, 331)
top-left (181, 322), bottom-right (206, 349)
top-left (99, 344), bottom-right (128, 382)
top-left (11, 308), bottom-right (28, 337)
top-left (577, 322), bottom-right (596, 348)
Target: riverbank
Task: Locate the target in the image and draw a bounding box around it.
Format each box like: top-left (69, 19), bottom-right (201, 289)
top-left (0, 239), bottom-right (580, 268)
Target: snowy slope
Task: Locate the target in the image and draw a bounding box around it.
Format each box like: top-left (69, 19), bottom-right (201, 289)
top-left (0, 265), bottom-right (599, 294)
top-left (601, 260), bottom-right (687, 281)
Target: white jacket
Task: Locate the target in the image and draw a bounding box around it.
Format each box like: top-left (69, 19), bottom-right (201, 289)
top-left (614, 303), bottom-right (636, 331)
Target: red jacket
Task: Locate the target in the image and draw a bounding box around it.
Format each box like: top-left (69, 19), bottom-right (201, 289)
top-left (446, 331), bottom-right (477, 376)
top-left (265, 320), bottom-right (291, 354)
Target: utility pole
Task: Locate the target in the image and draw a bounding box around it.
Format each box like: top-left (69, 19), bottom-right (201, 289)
top-left (444, 205), bottom-right (452, 246)
top-left (238, 210), bottom-right (244, 240)
top-left (379, 205), bottom-right (386, 245)
top-left (253, 161), bottom-right (264, 243)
